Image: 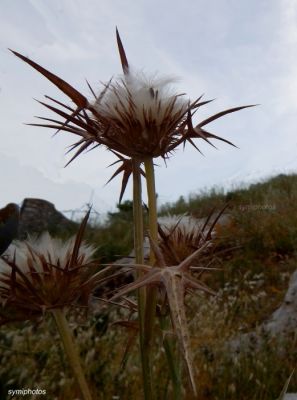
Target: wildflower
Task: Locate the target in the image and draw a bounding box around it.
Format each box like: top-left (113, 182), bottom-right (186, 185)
top-left (0, 211), bottom-right (101, 399)
top-left (0, 212), bottom-right (97, 324)
top-left (158, 207), bottom-right (226, 265)
top-left (10, 30), bottom-right (254, 164)
top-left (92, 70), bottom-right (191, 158)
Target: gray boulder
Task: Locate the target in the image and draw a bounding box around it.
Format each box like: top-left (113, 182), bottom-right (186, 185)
top-left (19, 198), bottom-right (76, 239)
top-left (265, 270), bottom-right (297, 335)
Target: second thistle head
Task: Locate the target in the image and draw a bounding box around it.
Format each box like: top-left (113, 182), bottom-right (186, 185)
top-left (0, 212), bottom-right (99, 325)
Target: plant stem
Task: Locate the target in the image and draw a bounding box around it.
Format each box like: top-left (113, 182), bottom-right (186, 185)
top-left (132, 158), bottom-right (145, 282)
top-left (144, 157), bottom-right (182, 400)
top-left (142, 157), bottom-right (159, 400)
top-left (51, 308), bottom-right (93, 400)
top-left (144, 157), bottom-right (158, 335)
top-left (132, 158), bottom-right (153, 400)
top-left (144, 158), bottom-right (158, 256)
top-left (132, 159), bottom-right (145, 317)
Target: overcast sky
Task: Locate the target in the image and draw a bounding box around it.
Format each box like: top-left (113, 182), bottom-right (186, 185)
top-left (1, 0), bottom-right (297, 218)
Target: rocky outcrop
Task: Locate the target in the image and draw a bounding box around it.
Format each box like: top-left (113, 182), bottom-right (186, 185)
top-left (19, 198), bottom-right (77, 239)
top-left (265, 269), bottom-right (297, 335)
top-left (229, 269), bottom-right (297, 354)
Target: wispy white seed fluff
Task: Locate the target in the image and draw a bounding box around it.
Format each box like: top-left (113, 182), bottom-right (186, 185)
top-left (0, 233), bottom-right (95, 285)
top-left (158, 215), bottom-right (204, 235)
top-left (94, 70), bottom-right (189, 129)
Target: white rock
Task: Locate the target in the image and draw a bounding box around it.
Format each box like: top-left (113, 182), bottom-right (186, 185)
top-left (265, 270), bottom-right (297, 335)
top-left (284, 395), bottom-right (297, 400)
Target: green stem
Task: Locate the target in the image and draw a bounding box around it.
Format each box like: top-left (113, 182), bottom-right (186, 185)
top-left (132, 159), bottom-right (153, 400)
top-left (132, 159), bottom-right (145, 318)
top-left (144, 157), bottom-right (158, 336)
top-left (132, 159), bottom-right (144, 276)
top-left (142, 157), bottom-right (159, 400)
top-left (144, 157), bottom-right (182, 400)
top-left (144, 158), bottom-right (158, 255)
top-left (51, 308), bottom-right (93, 400)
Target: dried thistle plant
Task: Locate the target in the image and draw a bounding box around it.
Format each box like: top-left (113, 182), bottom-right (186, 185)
top-left (9, 44), bottom-right (244, 160)
top-left (158, 207), bottom-right (226, 266)
top-left (10, 28), bottom-right (255, 399)
top-left (0, 211), bottom-right (98, 400)
top-left (10, 30), bottom-right (253, 199)
top-left (0, 211), bottom-right (96, 321)
top-left (110, 209), bottom-right (223, 395)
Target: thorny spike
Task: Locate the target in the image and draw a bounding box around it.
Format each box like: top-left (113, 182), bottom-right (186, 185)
top-left (55, 107), bottom-right (83, 136)
top-left (173, 241), bottom-right (209, 272)
top-left (64, 140), bottom-right (93, 167)
top-left (198, 128), bottom-right (238, 148)
top-left (110, 269), bottom-right (161, 302)
top-left (116, 28), bottom-right (129, 74)
top-left (69, 209), bottom-right (91, 270)
top-left (197, 104), bottom-right (257, 128)
top-left (9, 49), bottom-right (88, 108)
top-left (86, 79), bottom-right (97, 99)
top-left (45, 95), bottom-right (76, 113)
top-left (35, 100), bottom-right (91, 133)
top-left (106, 152), bottom-right (145, 203)
top-left (26, 123), bottom-right (86, 136)
top-left (163, 270), bottom-right (197, 395)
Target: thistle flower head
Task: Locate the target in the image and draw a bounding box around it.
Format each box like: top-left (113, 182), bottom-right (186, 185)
top-left (0, 213), bottom-right (98, 324)
top-left (10, 30), bottom-right (254, 164)
top-left (3, 232), bottom-right (95, 278)
top-left (158, 207), bottom-right (226, 266)
top-left (96, 71), bottom-right (187, 121)
top-left (93, 71), bottom-right (189, 158)
top-left (10, 30), bottom-right (254, 201)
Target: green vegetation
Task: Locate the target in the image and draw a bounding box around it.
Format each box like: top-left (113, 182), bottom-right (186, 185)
top-left (85, 201), bottom-right (135, 263)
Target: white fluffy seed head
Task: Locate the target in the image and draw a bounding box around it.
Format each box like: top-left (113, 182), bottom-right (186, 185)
top-left (0, 233), bottom-right (95, 285)
top-left (159, 215), bottom-right (205, 236)
top-left (94, 70), bottom-right (189, 130)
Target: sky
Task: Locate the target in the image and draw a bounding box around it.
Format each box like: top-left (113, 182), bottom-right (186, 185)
top-left (1, 0), bottom-right (297, 219)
